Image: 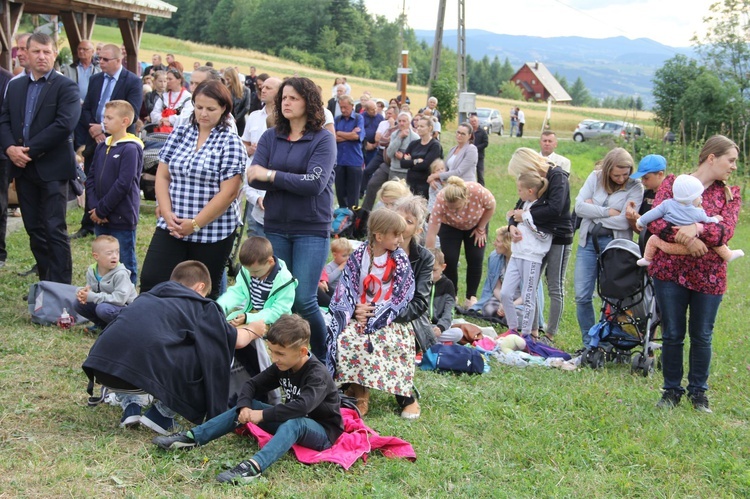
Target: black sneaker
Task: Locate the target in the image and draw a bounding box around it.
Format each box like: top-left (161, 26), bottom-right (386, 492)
top-left (119, 403), bottom-right (141, 428)
top-left (216, 460), bottom-right (261, 484)
top-left (656, 389), bottom-right (682, 409)
top-left (152, 431), bottom-right (197, 451)
top-left (140, 405), bottom-right (177, 435)
top-left (689, 391), bottom-right (713, 414)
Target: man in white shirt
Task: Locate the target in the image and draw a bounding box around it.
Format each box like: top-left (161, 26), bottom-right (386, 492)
top-left (241, 77), bottom-right (281, 160)
top-left (540, 131), bottom-right (571, 173)
top-left (516, 107), bottom-right (525, 137)
top-left (241, 77), bottom-right (281, 237)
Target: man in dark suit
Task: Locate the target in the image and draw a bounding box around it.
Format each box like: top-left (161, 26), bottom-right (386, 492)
top-left (327, 83), bottom-right (346, 118)
top-left (0, 33), bottom-right (81, 283)
top-left (0, 61), bottom-right (13, 268)
top-left (71, 43), bottom-right (143, 239)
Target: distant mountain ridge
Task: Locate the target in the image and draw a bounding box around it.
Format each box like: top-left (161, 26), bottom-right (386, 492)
top-left (414, 29), bottom-right (694, 106)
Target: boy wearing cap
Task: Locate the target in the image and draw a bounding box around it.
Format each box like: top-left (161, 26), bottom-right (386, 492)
top-left (626, 154), bottom-right (668, 252)
top-left (635, 174), bottom-right (744, 266)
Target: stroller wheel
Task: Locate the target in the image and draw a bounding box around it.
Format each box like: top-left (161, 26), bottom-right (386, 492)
top-left (642, 356), bottom-right (655, 377)
top-left (590, 350), bottom-right (605, 370)
top-left (631, 353), bottom-right (643, 375)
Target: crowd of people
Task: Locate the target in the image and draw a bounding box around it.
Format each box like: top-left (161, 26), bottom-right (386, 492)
top-left (0, 34), bottom-right (743, 485)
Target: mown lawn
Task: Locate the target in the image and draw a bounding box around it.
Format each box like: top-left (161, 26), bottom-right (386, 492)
top-left (1, 118), bottom-right (748, 495)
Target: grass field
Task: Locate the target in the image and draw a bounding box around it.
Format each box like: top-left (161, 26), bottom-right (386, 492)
top-left (1, 129), bottom-right (749, 496)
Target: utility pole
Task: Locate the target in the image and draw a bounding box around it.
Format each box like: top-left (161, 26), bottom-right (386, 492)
top-left (457, 0), bottom-right (467, 93)
top-left (427, 0), bottom-right (447, 94)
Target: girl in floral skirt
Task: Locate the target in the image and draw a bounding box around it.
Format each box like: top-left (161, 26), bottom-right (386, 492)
top-left (325, 208), bottom-right (416, 418)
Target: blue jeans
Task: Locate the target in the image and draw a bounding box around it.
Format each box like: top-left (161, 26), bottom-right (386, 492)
top-left (266, 232), bottom-right (329, 359)
top-left (653, 278), bottom-right (722, 394)
top-left (245, 217), bottom-right (265, 238)
top-left (574, 234), bottom-right (613, 347)
top-left (94, 227), bottom-right (137, 285)
top-left (74, 301), bottom-right (125, 328)
top-left (191, 402), bottom-right (332, 472)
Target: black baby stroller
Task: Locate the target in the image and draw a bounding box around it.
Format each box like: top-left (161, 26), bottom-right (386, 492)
top-left (581, 230), bottom-right (660, 375)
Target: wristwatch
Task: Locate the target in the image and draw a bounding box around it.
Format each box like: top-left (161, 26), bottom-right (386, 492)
top-left (191, 219), bottom-right (201, 232)
top-left (266, 170), bottom-right (273, 181)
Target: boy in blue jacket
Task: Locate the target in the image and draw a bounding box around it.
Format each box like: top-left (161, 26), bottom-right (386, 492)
top-left (85, 100), bottom-right (144, 284)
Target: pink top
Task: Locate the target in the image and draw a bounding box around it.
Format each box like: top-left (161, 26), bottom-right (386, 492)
top-left (429, 182), bottom-right (496, 231)
top-left (647, 174), bottom-right (741, 295)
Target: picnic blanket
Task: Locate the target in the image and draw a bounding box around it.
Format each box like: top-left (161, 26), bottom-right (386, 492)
top-left (236, 408), bottom-right (416, 469)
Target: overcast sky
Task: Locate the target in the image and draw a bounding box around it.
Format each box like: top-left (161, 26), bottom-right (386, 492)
top-left (362, 0), bottom-right (716, 47)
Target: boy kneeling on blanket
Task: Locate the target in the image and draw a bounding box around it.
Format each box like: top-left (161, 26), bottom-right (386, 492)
top-left (153, 314), bottom-right (344, 485)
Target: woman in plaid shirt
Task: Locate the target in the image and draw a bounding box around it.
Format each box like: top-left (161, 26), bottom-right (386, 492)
top-left (140, 80), bottom-right (247, 299)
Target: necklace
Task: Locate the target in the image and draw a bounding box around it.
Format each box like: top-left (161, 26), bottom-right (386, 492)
top-left (167, 88), bottom-right (185, 109)
top-left (371, 254), bottom-right (389, 269)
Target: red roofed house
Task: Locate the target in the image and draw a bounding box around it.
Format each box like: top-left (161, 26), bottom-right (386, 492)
top-left (510, 62), bottom-right (572, 103)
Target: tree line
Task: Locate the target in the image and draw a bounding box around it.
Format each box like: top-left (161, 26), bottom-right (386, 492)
top-left (143, 0), bottom-right (646, 111)
top-left (651, 0), bottom-right (749, 147)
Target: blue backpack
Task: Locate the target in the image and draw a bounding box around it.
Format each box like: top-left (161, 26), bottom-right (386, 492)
top-left (331, 207), bottom-right (354, 237)
top-left (420, 344), bottom-right (486, 374)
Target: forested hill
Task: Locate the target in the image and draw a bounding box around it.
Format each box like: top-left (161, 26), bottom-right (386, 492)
top-left (416, 30), bottom-right (694, 106)
top-left (145, 0), bottom-right (691, 106)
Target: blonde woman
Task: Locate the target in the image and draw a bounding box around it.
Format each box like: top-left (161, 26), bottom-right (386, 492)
top-left (574, 148), bottom-right (643, 348)
top-left (507, 147), bottom-right (573, 344)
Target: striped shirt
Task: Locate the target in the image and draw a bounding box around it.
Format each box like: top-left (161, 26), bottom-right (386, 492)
top-left (157, 123), bottom-right (247, 243)
top-left (250, 276), bottom-right (273, 311)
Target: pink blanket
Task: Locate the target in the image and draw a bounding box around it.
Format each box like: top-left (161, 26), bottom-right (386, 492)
top-left (236, 408), bottom-right (417, 469)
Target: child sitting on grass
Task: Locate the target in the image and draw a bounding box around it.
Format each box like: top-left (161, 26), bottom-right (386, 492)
top-left (317, 237), bottom-right (352, 307)
top-left (152, 314), bottom-right (343, 486)
top-left (327, 208), bottom-right (417, 418)
top-left (74, 235), bottom-right (137, 334)
top-left (217, 236), bottom-right (297, 329)
top-left (636, 174), bottom-right (744, 266)
top-left (471, 226), bottom-right (512, 319)
top-left (217, 236), bottom-right (297, 387)
top-left (428, 248), bottom-right (463, 344)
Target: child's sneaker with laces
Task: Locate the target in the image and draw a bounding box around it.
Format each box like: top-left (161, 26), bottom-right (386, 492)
top-left (152, 431), bottom-right (197, 450)
top-left (216, 460), bottom-right (261, 484)
top-left (119, 403), bottom-right (141, 428)
top-left (140, 405), bottom-right (177, 435)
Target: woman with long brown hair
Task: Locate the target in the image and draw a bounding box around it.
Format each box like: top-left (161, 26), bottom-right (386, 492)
top-left (223, 67), bottom-right (251, 135)
top-left (573, 148), bottom-right (643, 348)
top-left (648, 135), bottom-right (741, 413)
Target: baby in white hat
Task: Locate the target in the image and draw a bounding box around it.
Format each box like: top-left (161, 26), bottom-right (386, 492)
top-left (635, 174), bottom-right (743, 266)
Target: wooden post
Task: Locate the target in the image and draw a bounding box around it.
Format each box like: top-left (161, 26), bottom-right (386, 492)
top-left (118, 17), bottom-right (144, 74)
top-left (400, 50), bottom-right (408, 104)
top-left (0, 0), bottom-right (24, 71)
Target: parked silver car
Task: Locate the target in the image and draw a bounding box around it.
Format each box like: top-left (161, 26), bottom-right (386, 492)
top-left (475, 108), bottom-right (504, 135)
top-left (573, 120), bottom-right (644, 142)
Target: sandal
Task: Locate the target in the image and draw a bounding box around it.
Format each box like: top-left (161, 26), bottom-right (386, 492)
top-left (400, 401), bottom-right (420, 420)
top-left (538, 335), bottom-right (555, 346)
